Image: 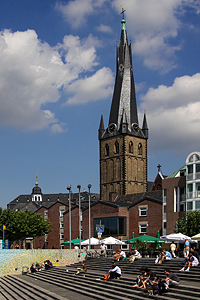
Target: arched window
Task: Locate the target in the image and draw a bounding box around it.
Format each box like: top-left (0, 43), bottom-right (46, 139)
top-left (129, 141), bottom-right (133, 153)
top-left (114, 141), bottom-right (119, 154)
top-left (105, 144), bottom-right (109, 156)
top-left (138, 143), bottom-right (142, 155)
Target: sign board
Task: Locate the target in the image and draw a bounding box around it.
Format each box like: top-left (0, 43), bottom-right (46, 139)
top-left (97, 227), bottom-right (103, 233)
top-left (98, 233), bottom-right (102, 238)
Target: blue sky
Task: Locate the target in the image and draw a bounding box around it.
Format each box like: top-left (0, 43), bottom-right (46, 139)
top-left (0, 0), bottom-right (200, 208)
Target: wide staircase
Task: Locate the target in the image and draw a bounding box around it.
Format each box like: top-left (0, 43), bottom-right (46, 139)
top-left (0, 257), bottom-right (200, 299)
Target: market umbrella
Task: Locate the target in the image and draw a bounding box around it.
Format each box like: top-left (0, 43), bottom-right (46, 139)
top-left (156, 231), bottom-right (162, 249)
top-left (127, 234), bottom-right (164, 244)
top-left (101, 236), bottom-right (125, 245)
top-left (160, 233), bottom-right (191, 242)
top-left (133, 235), bottom-right (164, 243)
top-left (126, 232), bottom-right (136, 244)
top-left (61, 238), bottom-right (84, 245)
top-left (191, 233), bottom-right (200, 240)
top-left (81, 237), bottom-right (100, 245)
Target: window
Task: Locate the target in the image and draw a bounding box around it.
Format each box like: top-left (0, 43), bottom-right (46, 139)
top-left (187, 184), bottom-right (193, 198)
top-left (196, 164), bottom-right (200, 172)
top-left (129, 141), bottom-right (133, 153)
top-left (114, 141), bottom-right (119, 154)
top-left (139, 224), bottom-right (147, 234)
top-left (121, 244), bottom-right (129, 251)
top-left (60, 233), bottom-right (64, 240)
top-left (138, 143), bottom-right (142, 155)
top-left (196, 201), bottom-right (200, 210)
top-left (105, 144), bottom-right (109, 156)
top-left (139, 206), bottom-right (147, 217)
top-left (60, 221), bottom-right (64, 228)
top-left (189, 155), bottom-right (193, 162)
top-left (60, 210), bottom-right (65, 217)
top-left (187, 201), bottom-right (193, 210)
top-left (44, 211), bottom-right (48, 216)
top-left (187, 165), bottom-right (193, 174)
top-left (94, 217), bottom-right (126, 236)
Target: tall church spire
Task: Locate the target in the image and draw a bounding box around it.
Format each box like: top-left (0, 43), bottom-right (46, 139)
top-left (108, 13), bottom-right (139, 134)
top-left (99, 10), bottom-right (148, 201)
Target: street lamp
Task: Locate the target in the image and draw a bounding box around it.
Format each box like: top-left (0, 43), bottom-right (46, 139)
top-left (77, 184), bottom-right (81, 250)
top-left (88, 184), bottom-right (92, 250)
top-left (67, 185), bottom-right (71, 250)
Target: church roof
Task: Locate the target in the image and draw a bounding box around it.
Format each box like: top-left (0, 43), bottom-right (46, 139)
top-left (113, 190), bottom-right (162, 205)
top-left (8, 191), bottom-right (100, 212)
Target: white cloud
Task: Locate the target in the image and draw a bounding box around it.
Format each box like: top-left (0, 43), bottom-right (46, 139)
top-left (139, 73), bottom-right (200, 154)
top-left (112, 0), bottom-right (200, 73)
top-left (96, 24), bottom-right (113, 33)
top-left (55, 0), bottom-right (107, 28)
top-left (51, 123), bottom-right (68, 133)
top-left (66, 67), bottom-right (113, 105)
top-left (0, 29), bottom-right (112, 131)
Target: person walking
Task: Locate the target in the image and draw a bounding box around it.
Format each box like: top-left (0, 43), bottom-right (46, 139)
top-left (170, 242), bottom-right (177, 258)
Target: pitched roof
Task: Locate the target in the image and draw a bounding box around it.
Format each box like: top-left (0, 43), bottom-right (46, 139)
top-left (166, 165), bottom-right (186, 179)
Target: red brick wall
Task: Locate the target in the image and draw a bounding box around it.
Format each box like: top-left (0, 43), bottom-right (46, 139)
top-left (129, 199), bottom-right (162, 239)
top-left (34, 202), bottom-right (68, 249)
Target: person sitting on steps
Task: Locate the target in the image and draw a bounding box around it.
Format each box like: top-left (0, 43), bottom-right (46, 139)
top-left (76, 262), bottom-right (87, 275)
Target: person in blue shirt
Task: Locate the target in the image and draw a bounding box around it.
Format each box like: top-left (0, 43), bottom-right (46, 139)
top-left (158, 250), bottom-right (172, 264)
top-left (183, 239), bottom-right (190, 258)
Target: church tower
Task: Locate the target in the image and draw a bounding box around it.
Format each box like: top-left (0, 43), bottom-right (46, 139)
top-left (99, 12), bottom-right (148, 201)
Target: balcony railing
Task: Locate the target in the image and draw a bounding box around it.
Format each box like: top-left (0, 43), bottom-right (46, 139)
top-left (187, 192), bottom-right (193, 199)
top-left (187, 173), bottom-right (193, 180)
top-left (195, 172), bottom-right (200, 180)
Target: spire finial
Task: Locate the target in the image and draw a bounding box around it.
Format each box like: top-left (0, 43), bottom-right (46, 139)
top-left (120, 4), bottom-right (126, 19)
top-left (35, 172), bottom-right (38, 187)
top-left (120, 5), bottom-right (126, 30)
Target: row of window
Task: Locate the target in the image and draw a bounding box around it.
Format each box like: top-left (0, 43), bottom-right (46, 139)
top-left (94, 215), bottom-right (148, 236)
top-left (105, 142), bottom-right (143, 156)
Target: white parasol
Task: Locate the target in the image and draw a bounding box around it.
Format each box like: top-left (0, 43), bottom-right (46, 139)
top-left (81, 237), bottom-right (100, 245)
top-left (101, 236), bottom-right (125, 245)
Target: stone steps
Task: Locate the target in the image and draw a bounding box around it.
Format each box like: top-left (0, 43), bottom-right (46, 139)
top-left (0, 257), bottom-right (199, 300)
top-left (0, 276), bottom-right (67, 300)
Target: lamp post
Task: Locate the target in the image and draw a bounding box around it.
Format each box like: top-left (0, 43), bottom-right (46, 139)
top-left (77, 184), bottom-right (81, 250)
top-left (88, 184), bottom-right (92, 250)
top-left (67, 185), bottom-right (71, 250)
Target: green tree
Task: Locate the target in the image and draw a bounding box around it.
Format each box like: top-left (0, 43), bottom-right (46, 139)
top-left (0, 208), bottom-right (51, 247)
top-left (175, 211), bottom-right (200, 236)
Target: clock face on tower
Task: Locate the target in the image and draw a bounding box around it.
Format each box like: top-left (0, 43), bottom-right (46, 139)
top-left (108, 123), bottom-right (117, 133)
top-left (132, 123), bottom-right (139, 132)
